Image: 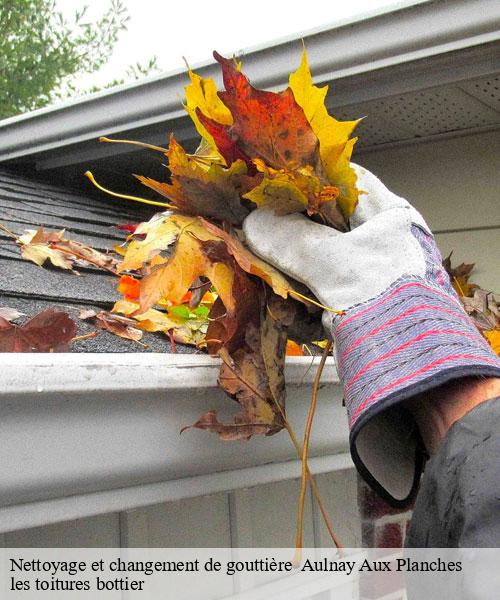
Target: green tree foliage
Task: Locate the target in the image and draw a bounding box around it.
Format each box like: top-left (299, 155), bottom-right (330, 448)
top-left (0, 0), bottom-right (158, 119)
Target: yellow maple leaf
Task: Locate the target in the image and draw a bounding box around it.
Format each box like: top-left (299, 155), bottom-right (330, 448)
top-left (138, 217), bottom-right (236, 313)
top-left (243, 169), bottom-right (311, 214)
top-left (243, 159), bottom-right (343, 223)
top-left (289, 48), bottom-right (361, 218)
top-left (184, 68), bottom-right (233, 158)
top-left (484, 329), bottom-right (500, 355)
top-left (118, 214), bottom-right (179, 272)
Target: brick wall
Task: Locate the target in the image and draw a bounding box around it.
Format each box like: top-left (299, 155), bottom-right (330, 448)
top-left (357, 474), bottom-right (413, 599)
top-left (357, 475), bottom-right (413, 548)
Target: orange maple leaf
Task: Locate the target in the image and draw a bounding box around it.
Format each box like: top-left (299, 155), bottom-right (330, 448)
top-left (197, 51), bottom-right (318, 171)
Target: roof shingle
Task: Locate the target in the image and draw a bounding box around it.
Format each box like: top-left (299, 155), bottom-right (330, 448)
top-left (0, 170), bottom-right (196, 354)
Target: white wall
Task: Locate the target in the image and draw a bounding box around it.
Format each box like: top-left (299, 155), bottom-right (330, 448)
top-left (0, 470), bottom-right (361, 549)
top-left (359, 129), bottom-right (500, 291)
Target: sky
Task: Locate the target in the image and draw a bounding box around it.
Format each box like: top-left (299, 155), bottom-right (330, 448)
top-left (56, 0), bottom-right (412, 91)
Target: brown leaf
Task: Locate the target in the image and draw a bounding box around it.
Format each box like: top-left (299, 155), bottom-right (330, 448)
top-left (461, 289), bottom-right (500, 331)
top-left (260, 294), bottom-right (295, 408)
top-left (442, 252), bottom-right (476, 297)
top-left (80, 309), bottom-right (143, 342)
top-left (204, 262), bottom-right (260, 355)
top-left (180, 409), bottom-right (270, 440)
top-left (0, 309), bottom-right (77, 352)
top-left (19, 228), bottom-right (119, 273)
top-left (185, 291), bottom-right (293, 441)
top-left (136, 135), bottom-right (250, 224)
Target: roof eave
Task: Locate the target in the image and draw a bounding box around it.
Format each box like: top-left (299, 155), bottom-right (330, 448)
top-left (1, 0), bottom-right (500, 164)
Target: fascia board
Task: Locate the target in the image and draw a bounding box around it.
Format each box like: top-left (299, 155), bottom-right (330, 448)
top-left (1, 353), bottom-right (339, 395)
top-left (0, 0), bottom-right (500, 163)
top-left (0, 354), bottom-right (348, 532)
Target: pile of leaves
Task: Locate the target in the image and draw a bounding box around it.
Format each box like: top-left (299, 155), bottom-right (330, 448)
top-left (443, 254), bottom-right (500, 354)
top-left (88, 49), bottom-right (361, 440)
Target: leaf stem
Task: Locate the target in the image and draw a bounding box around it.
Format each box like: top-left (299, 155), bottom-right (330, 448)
top-left (84, 171), bottom-right (176, 209)
top-left (289, 290), bottom-right (345, 315)
top-left (453, 276), bottom-right (466, 297)
top-left (0, 222), bottom-right (19, 239)
top-left (295, 340), bottom-right (341, 556)
top-left (99, 137), bottom-right (169, 154)
top-left (219, 345), bottom-right (342, 551)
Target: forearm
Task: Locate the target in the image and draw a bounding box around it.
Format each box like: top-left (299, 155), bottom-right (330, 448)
top-left (405, 377), bottom-right (500, 454)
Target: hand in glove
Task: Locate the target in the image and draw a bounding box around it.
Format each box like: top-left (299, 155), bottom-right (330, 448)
top-left (243, 164), bottom-right (500, 506)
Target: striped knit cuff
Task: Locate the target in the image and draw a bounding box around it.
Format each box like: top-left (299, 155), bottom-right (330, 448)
top-left (333, 276), bottom-right (500, 505)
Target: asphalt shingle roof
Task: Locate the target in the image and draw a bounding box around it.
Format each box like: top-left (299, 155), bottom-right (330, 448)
top-left (0, 170), bottom-right (196, 353)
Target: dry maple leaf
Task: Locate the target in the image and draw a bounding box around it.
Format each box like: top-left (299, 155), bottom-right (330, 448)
top-left (136, 134), bottom-right (250, 224)
top-left (79, 309), bottom-right (143, 342)
top-left (184, 65), bottom-right (233, 160)
top-left (198, 51), bottom-right (319, 171)
top-left (288, 48), bottom-right (361, 219)
top-left (19, 228), bottom-right (119, 273)
top-left (442, 252), bottom-right (477, 297)
top-left (0, 309), bottom-right (77, 352)
top-left (443, 255), bottom-right (500, 358)
top-left (462, 289), bottom-right (500, 330)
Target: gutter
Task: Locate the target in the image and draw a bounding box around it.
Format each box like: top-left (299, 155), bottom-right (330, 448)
top-left (0, 0), bottom-right (500, 165)
top-left (0, 354), bottom-right (349, 532)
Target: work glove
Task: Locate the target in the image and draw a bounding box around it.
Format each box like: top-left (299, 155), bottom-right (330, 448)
top-left (243, 164), bottom-right (500, 506)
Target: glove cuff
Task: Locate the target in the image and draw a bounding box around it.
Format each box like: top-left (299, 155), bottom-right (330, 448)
top-left (332, 275), bottom-right (500, 506)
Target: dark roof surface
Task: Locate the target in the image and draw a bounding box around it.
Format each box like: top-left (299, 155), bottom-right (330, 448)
top-left (0, 169), bottom-right (196, 353)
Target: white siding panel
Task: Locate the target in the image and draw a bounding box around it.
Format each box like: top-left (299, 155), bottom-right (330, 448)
top-left (435, 228), bottom-right (500, 290)
top-left (313, 469), bottom-right (362, 548)
top-left (121, 493), bottom-right (231, 548)
top-left (229, 479), bottom-right (314, 549)
top-left (359, 129), bottom-right (500, 232)
top-left (121, 495), bottom-right (234, 599)
top-left (1, 513), bottom-right (120, 547)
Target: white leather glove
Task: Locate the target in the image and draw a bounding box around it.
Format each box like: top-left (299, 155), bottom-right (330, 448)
top-left (243, 164), bottom-right (500, 506)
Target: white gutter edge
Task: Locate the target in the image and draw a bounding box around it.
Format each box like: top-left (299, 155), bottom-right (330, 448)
top-left (0, 353), bottom-right (340, 398)
top-left (0, 354), bottom-right (347, 531)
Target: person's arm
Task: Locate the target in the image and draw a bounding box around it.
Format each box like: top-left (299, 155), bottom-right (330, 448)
top-left (406, 376), bottom-right (500, 454)
top-left (243, 164), bottom-right (500, 507)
